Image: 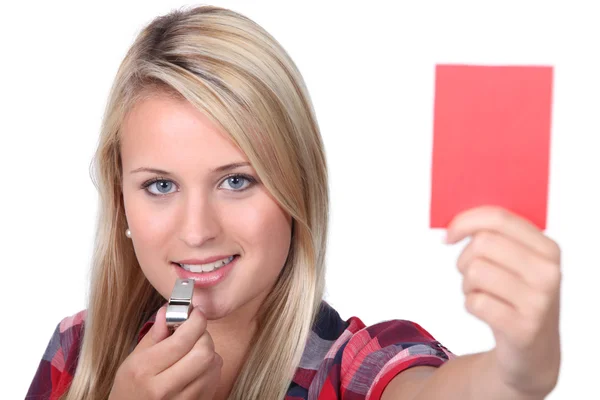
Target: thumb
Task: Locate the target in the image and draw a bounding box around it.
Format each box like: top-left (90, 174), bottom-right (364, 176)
top-left (151, 304), bottom-right (170, 342)
top-left (136, 304), bottom-right (169, 351)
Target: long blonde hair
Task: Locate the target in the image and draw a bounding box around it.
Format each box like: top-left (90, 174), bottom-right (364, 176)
top-left (61, 5), bottom-right (328, 399)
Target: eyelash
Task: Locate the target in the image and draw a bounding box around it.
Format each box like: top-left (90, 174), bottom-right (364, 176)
top-left (141, 173), bottom-right (257, 197)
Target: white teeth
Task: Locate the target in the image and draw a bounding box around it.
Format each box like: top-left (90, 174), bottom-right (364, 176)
top-left (202, 263), bottom-right (215, 272)
top-left (179, 256), bottom-right (235, 273)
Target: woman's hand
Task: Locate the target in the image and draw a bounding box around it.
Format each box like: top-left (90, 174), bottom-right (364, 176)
top-left (446, 206), bottom-right (562, 398)
top-left (109, 305), bottom-right (222, 400)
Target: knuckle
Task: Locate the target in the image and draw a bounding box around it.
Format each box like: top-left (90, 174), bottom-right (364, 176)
top-left (547, 240), bottom-right (561, 261)
top-left (457, 252), bottom-right (469, 273)
top-left (493, 207), bottom-right (511, 228)
top-left (471, 235), bottom-right (486, 254)
top-left (213, 353), bottom-right (224, 367)
top-left (465, 293), bottom-right (485, 314)
top-left (547, 265), bottom-right (562, 286)
top-left (479, 231), bottom-right (494, 244)
top-left (128, 367), bottom-right (142, 383)
top-left (147, 383), bottom-right (167, 400)
top-left (463, 262), bottom-right (483, 295)
top-left (189, 345), bottom-right (216, 364)
top-left (125, 359), bottom-right (147, 382)
top-left (461, 277), bottom-right (469, 294)
top-left (536, 263), bottom-right (562, 292)
top-left (466, 259), bottom-right (484, 283)
top-left (472, 232), bottom-right (494, 255)
top-left (198, 331), bottom-right (215, 350)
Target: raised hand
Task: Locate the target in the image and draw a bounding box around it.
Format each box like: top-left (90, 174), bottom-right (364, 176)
top-left (446, 206), bottom-right (561, 397)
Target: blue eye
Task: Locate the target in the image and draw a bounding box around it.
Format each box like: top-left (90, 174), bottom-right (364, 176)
top-left (219, 174), bottom-right (256, 191)
top-left (144, 179), bottom-right (177, 196)
top-left (141, 174), bottom-right (256, 197)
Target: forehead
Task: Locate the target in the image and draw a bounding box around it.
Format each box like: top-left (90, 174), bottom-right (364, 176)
top-left (120, 93), bottom-right (247, 169)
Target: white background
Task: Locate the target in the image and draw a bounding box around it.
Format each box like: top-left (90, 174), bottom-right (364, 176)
top-left (2, 1), bottom-right (598, 398)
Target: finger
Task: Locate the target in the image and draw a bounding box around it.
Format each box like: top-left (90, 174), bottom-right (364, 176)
top-left (457, 231), bottom-right (559, 291)
top-left (177, 353), bottom-right (222, 400)
top-left (145, 306), bottom-right (209, 373)
top-left (134, 304), bottom-right (169, 352)
top-left (446, 206), bottom-right (560, 261)
top-left (155, 333), bottom-right (221, 395)
top-left (465, 291), bottom-right (518, 338)
top-left (462, 257), bottom-right (534, 317)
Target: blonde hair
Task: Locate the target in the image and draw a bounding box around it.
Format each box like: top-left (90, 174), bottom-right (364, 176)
top-left (61, 5), bottom-right (328, 400)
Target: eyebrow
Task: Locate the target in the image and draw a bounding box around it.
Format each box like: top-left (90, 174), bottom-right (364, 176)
top-left (130, 162), bottom-right (251, 175)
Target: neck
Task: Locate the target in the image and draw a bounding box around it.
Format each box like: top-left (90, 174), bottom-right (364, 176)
top-left (205, 295), bottom-right (266, 400)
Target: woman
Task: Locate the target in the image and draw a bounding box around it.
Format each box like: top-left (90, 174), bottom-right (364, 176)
top-left (27, 5), bottom-right (561, 400)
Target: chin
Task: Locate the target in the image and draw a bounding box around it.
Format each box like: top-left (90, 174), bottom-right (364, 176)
top-left (191, 293), bottom-right (234, 320)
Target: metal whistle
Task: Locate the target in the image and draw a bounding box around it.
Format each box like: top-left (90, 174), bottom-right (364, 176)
top-left (166, 278), bottom-right (194, 331)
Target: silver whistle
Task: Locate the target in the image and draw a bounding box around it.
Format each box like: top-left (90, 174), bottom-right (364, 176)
top-left (166, 278), bottom-right (194, 331)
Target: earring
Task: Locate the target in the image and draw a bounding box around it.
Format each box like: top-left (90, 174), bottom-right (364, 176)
top-left (125, 228), bottom-right (132, 238)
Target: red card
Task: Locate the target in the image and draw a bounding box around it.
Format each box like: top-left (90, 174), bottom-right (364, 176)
top-left (430, 64), bottom-right (553, 230)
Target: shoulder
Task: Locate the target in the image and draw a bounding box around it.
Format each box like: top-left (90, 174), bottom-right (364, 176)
top-left (26, 310), bottom-right (87, 400)
top-left (340, 318), bottom-right (454, 397)
top-left (51, 310), bottom-right (88, 374)
top-left (290, 302), bottom-right (454, 400)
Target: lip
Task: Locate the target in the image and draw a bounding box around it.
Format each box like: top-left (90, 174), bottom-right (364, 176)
top-left (175, 255), bottom-right (236, 264)
top-left (172, 255), bottom-right (238, 288)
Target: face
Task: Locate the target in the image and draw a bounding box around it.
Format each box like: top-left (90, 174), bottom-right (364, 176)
top-left (120, 93), bottom-right (293, 321)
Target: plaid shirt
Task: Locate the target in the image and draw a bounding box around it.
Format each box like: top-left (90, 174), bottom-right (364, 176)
top-left (27, 301), bottom-right (454, 399)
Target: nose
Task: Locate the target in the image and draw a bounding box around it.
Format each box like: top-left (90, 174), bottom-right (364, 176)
top-left (178, 191), bottom-right (221, 247)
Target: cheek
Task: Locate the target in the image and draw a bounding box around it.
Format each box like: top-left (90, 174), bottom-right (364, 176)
top-left (123, 190), bottom-right (174, 264)
top-left (231, 195), bottom-right (292, 265)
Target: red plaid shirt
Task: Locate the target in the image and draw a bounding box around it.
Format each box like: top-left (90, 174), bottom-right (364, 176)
top-left (27, 301), bottom-right (454, 399)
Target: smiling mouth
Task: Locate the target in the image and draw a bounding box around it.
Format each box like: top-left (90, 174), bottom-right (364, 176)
top-left (174, 255), bottom-right (238, 273)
